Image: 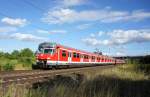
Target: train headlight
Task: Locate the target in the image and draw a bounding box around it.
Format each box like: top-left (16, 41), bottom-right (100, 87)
top-left (36, 60), bottom-right (39, 62)
top-left (47, 57), bottom-right (51, 59)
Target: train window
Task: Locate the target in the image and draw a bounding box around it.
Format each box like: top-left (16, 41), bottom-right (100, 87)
top-left (77, 53), bottom-right (80, 58)
top-left (73, 52), bottom-right (77, 58)
top-left (62, 50), bottom-right (66, 57)
top-left (84, 55), bottom-right (86, 59)
top-left (97, 57), bottom-right (99, 60)
top-left (44, 49), bottom-right (55, 54)
top-left (92, 56), bottom-right (95, 60)
top-left (91, 56), bottom-right (93, 59)
top-left (84, 55), bottom-right (88, 59)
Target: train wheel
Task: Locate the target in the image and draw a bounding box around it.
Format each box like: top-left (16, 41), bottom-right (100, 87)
top-left (32, 64), bottom-right (39, 69)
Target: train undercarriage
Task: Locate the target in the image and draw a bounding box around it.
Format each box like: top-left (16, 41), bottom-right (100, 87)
top-left (32, 60), bottom-right (116, 70)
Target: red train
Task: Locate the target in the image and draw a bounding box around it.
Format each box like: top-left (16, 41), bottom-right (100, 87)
top-left (33, 42), bottom-right (125, 69)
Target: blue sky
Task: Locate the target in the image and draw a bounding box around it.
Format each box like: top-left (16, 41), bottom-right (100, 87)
top-left (0, 0), bottom-right (150, 56)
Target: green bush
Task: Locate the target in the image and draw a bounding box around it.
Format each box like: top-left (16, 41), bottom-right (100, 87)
top-left (3, 63), bottom-right (14, 71)
top-left (0, 48), bottom-right (35, 71)
top-left (10, 59), bottom-right (18, 65)
top-left (18, 57), bottom-right (35, 68)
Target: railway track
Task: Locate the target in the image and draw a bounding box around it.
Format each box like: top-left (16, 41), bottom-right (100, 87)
top-left (0, 65), bottom-right (114, 88)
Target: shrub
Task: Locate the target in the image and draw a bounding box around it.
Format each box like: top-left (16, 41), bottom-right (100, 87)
top-left (18, 57), bottom-right (34, 67)
top-left (3, 63), bottom-right (14, 71)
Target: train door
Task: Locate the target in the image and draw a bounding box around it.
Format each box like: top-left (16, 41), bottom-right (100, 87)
top-left (68, 52), bottom-right (72, 63)
top-left (56, 48), bottom-right (60, 65)
top-left (81, 54), bottom-right (83, 63)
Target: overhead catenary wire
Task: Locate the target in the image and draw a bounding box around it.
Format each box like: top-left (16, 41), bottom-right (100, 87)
top-left (0, 11), bottom-right (14, 18)
top-left (22, 0), bottom-right (45, 12)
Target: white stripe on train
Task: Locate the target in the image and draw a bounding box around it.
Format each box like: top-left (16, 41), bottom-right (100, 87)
top-left (46, 60), bottom-right (115, 65)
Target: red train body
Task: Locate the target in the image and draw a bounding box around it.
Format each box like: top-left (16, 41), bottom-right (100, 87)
top-left (34, 42), bottom-right (125, 69)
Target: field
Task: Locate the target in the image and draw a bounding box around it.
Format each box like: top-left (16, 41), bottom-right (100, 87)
top-left (0, 49), bottom-right (150, 97)
top-left (1, 64), bottom-right (150, 97)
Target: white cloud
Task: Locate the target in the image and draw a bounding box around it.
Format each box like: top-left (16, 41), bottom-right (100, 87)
top-left (88, 31), bottom-right (104, 38)
top-left (98, 31), bottom-right (104, 36)
top-left (103, 51), bottom-right (126, 56)
top-left (0, 26), bottom-right (17, 33)
top-left (101, 10), bottom-right (150, 23)
top-left (59, 0), bottom-right (86, 7)
top-left (10, 33), bottom-right (48, 42)
top-left (49, 30), bottom-right (67, 34)
top-left (0, 32), bottom-right (48, 42)
top-left (109, 29), bottom-right (150, 44)
top-left (76, 23), bottom-right (92, 30)
top-left (83, 37), bottom-right (111, 46)
top-left (37, 29), bottom-right (49, 34)
top-left (42, 8), bottom-right (76, 24)
top-left (90, 33), bottom-right (95, 37)
top-left (42, 8), bottom-right (150, 24)
top-left (83, 29), bottom-right (150, 46)
top-left (1, 17), bottom-right (28, 27)
top-left (37, 29), bottom-right (67, 34)
top-left (0, 48), bottom-right (2, 51)
top-left (127, 10), bottom-right (150, 21)
top-left (116, 52), bottom-right (126, 56)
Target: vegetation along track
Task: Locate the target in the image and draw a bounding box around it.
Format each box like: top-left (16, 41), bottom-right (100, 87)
top-left (0, 65), bottom-right (114, 88)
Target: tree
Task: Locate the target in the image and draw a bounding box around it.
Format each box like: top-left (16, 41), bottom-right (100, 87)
top-left (0, 52), bottom-right (4, 57)
top-left (4, 52), bottom-right (12, 59)
top-left (20, 48), bottom-right (34, 57)
top-left (11, 50), bottom-right (20, 59)
top-left (18, 48), bottom-right (35, 67)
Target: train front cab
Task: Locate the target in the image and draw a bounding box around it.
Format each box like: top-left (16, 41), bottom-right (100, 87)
top-left (34, 46), bottom-right (58, 69)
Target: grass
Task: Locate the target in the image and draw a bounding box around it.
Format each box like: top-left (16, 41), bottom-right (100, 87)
top-left (100, 65), bottom-right (148, 80)
top-left (14, 64), bottom-right (32, 70)
top-left (1, 64), bottom-right (150, 97)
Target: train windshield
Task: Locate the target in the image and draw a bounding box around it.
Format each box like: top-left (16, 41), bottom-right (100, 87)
top-left (44, 48), bottom-right (55, 54)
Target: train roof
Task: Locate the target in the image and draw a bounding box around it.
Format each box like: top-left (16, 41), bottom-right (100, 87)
top-left (38, 42), bottom-right (57, 51)
top-left (58, 45), bottom-right (99, 56)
